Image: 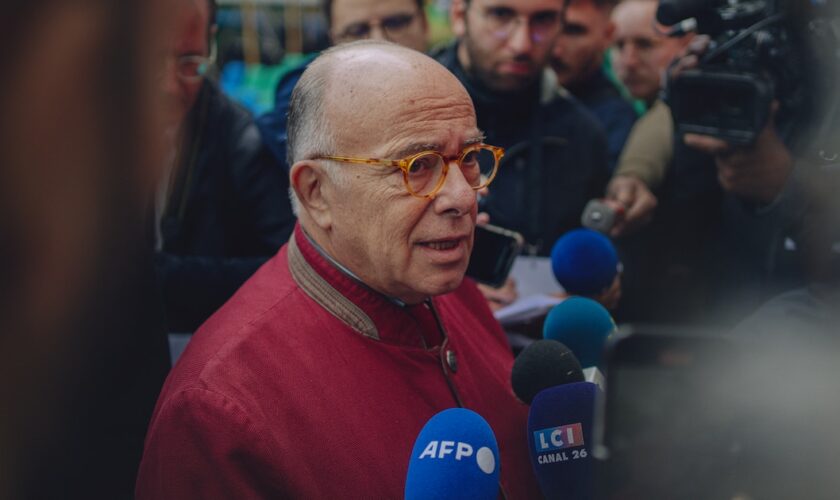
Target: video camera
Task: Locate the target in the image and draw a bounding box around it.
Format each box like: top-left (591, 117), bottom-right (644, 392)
top-left (660, 0), bottom-right (804, 146)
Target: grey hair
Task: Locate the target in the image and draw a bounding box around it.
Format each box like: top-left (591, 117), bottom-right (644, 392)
top-left (286, 41), bottom-right (403, 215)
top-left (286, 48), bottom-right (343, 216)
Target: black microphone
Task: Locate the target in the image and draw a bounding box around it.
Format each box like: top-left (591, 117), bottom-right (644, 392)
top-left (511, 339), bottom-right (584, 405)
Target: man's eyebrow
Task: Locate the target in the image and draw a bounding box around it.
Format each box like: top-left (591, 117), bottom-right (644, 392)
top-left (465, 134), bottom-right (486, 146)
top-left (391, 143), bottom-right (440, 159)
top-left (390, 134), bottom-right (486, 159)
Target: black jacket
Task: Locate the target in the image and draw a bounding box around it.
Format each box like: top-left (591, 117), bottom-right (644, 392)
top-left (435, 43), bottom-right (610, 255)
top-left (157, 81), bottom-right (295, 332)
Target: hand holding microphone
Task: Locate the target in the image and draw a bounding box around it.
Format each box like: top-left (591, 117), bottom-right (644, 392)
top-left (603, 175), bottom-right (658, 237)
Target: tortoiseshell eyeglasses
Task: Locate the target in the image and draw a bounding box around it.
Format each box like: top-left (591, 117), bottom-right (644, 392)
top-left (315, 143), bottom-right (504, 199)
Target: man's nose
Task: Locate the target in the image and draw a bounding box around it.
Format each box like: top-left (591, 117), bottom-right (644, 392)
top-left (619, 44), bottom-right (640, 68)
top-left (434, 160), bottom-right (476, 217)
top-left (369, 23), bottom-right (387, 42)
top-left (507, 19), bottom-right (534, 54)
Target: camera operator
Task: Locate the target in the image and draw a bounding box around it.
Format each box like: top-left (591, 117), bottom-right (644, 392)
top-left (612, 0), bottom-right (840, 325)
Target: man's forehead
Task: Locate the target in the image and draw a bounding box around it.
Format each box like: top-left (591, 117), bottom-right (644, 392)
top-left (565, 1), bottom-right (609, 25)
top-left (473, 0), bottom-right (564, 15)
top-left (332, 0), bottom-right (418, 22)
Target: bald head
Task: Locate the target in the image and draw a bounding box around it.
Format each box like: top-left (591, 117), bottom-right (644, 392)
top-left (288, 41), bottom-right (472, 164)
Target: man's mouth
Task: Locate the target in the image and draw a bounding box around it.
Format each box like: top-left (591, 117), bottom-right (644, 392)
top-left (421, 240), bottom-right (461, 251)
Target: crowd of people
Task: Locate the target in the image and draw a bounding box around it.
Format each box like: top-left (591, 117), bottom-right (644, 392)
top-left (2, 0), bottom-right (839, 497)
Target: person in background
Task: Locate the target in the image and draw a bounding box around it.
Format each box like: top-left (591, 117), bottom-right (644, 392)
top-left (156, 0), bottom-right (295, 333)
top-left (604, 0), bottom-right (692, 237)
top-left (136, 41), bottom-right (541, 498)
top-left (551, 0), bottom-right (637, 170)
top-left (435, 0), bottom-right (610, 258)
top-left (256, 0), bottom-right (429, 169)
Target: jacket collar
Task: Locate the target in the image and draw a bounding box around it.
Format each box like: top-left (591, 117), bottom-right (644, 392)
top-left (286, 224), bottom-right (444, 348)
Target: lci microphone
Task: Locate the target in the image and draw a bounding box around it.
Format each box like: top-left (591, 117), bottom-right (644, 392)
top-left (528, 382), bottom-right (600, 500)
top-left (511, 340), bottom-right (600, 500)
top-left (404, 408), bottom-right (500, 500)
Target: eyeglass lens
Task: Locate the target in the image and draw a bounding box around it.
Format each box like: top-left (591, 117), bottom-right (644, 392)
top-left (485, 8), bottom-right (562, 44)
top-left (177, 56), bottom-right (211, 81)
top-left (406, 147), bottom-right (498, 197)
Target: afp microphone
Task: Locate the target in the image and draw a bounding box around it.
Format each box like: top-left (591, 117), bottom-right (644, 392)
top-left (550, 229), bottom-right (619, 296)
top-left (404, 408), bottom-right (500, 500)
top-left (543, 297), bottom-right (616, 369)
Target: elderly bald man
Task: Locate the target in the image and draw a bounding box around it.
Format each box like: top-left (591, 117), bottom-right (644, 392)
top-left (136, 41), bottom-right (541, 499)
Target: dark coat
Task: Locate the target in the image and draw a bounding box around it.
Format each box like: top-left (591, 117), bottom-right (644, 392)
top-left (157, 81), bottom-right (295, 332)
top-left (435, 43), bottom-right (611, 256)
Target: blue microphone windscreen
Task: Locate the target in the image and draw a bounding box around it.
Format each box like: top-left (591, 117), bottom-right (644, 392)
top-left (543, 297), bottom-right (615, 368)
top-left (527, 383), bottom-right (599, 500)
top-left (405, 408), bottom-right (500, 500)
top-left (550, 229), bottom-right (618, 295)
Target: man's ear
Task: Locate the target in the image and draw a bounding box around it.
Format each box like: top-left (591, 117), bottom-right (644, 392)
top-left (450, 0), bottom-right (468, 38)
top-left (290, 161), bottom-right (333, 230)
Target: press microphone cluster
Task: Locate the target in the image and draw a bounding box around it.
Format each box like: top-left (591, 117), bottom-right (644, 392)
top-left (513, 340), bottom-right (602, 500)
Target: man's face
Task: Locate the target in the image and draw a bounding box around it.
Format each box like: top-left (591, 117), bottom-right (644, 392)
top-left (611, 0), bottom-right (687, 103)
top-left (452, 0), bottom-right (566, 93)
top-left (330, 0), bottom-right (428, 52)
top-left (551, 0), bottom-right (613, 88)
top-left (322, 52), bottom-right (482, 304)
top-left (161, 0), bottom-right (209, 127)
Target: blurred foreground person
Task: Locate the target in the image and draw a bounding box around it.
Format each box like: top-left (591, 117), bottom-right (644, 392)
top-left (0, 0), bottom-right (170, 498)
top-left (137, 41), bottom-right (541, 498)
top-left (156, 0), bottom-right (295, 333)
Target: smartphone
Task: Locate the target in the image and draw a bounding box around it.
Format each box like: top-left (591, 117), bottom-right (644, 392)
top-left (466, 224), bottom-right (524, 288)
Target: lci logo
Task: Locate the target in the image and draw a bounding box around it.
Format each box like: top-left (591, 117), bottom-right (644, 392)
top-left (533, 423), bottom-right (584, 452)
top-left (417, 441), bottom-right (496, 475)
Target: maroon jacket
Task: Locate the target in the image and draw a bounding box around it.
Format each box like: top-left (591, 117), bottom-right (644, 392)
top-left (137, 225), bottom-right (541, 498)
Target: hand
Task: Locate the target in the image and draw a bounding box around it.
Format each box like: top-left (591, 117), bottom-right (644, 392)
top-left (684, 103), bottom-right (793, 203)
top-left (478, 278), bottom-right (518, 312)
top-left (591, 274), bottom-right (622, 311)
top-left (605, 175), bottom-right (658, 237)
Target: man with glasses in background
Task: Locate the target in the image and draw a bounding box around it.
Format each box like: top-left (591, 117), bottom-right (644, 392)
top-left (257, 0), bottom-right (429, 168)
top-left (434, 0), bottom-right (610, 258)
top-left (156, 0), bottom-right (295, 333)
top-left (137, 41), bottom-right (541, 498)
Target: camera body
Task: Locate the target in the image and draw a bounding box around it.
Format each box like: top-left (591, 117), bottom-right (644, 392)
top-left (662, 0), bottom-right (801, 145)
